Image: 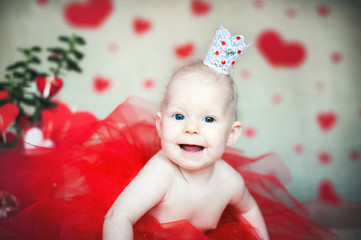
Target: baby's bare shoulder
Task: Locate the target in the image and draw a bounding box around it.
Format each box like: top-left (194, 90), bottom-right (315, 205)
top-left (216, 160), bottom-right (245, 186)
top-left (144, 150), bottom-right (175, 176)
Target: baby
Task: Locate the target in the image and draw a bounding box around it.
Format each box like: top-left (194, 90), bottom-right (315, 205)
top-left (103, 27), bottom-right (269, 240)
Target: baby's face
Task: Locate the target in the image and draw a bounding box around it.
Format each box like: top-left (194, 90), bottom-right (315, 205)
top-left (156, 71), bottom-right (241, 171)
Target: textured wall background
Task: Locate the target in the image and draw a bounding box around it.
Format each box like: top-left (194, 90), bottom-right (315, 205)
top-left (1, 0), bottom-right (360, 204)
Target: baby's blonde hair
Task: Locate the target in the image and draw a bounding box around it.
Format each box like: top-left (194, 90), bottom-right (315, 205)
top-left (161, 61), bottom-right (239, 120)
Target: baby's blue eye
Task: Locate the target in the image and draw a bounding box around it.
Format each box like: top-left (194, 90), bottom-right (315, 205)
top-left (173, 114), bottom-right (184, 120)
top-left (204, 116), bottom-right (215, 123)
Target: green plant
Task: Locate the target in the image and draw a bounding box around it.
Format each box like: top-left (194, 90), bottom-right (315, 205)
top-left (0, 34), bottom-right (86, 143)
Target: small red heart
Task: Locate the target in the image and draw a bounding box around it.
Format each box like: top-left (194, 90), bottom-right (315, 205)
top-left (240, 69), bottom-right (251, 80)
top-left (272, 94), bottom-right (282, 105)
top-left (317, 112), bottom-right (337, 132)
top-left (243, 127), bottom-right (256, 138)
top-left (0, 103), bottom-right (19, 134)
top-left (294, 144), bottom-right (304, 154)
top-left (143, 79), bottom-right (155, 89)
top-left (133, 18), bottom-right (152, 34)
top-left (253, 0), bottom-right (264, 9)
top-left (318, 151), bottom-right (332, 164)
top-left (318, 179), bottom-right (340, 205)
top-left (191, 0), bottom-right (211, 16)
top-left (108, 42), bottom-right (118, 53)
top-left (36, 76), bottom-right (63, 98)
top-left (316, 81), bottom-right (326, 92)
top-left (175, 42), bottom-right (194, 59)
top-left (64, 0), bottom-right (113, 28)
top-left (349, 150), bottom-right (359, 161)
top-left (286, 8), bottom-right (297, 18)
top-left (317, 5), bottom-right (329, 17)
top-left (257, 30), bottom-right (306, 67)
top-left (94, 76), bottom-right (111, 93)
top-left (331, 52), bottom-right (342, 64)
top-left (36, 0), bottom-right (48, 5)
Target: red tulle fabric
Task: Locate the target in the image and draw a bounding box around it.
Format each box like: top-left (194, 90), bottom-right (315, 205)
top-left (0, 97), bottom-right (339, 240)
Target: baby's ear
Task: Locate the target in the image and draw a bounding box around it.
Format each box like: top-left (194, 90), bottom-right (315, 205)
top-left (155, 112), bottom-right (162, 136)
top-left (226, 121), bottom-right (242, 146)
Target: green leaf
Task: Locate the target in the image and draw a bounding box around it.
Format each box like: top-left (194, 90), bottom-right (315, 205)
top-left (47, 47), bottom-right (66, 55)
top-left (31, 46), bottom-right (41, 52)
top-left (21, 97), bottom-right (36, 106)
top-left (30, 56), bottom-right (41, 64)
top-left (74, 36), bottom-right (86, 45)
top-left (49, 67), bottom-right (57, 75)
top-left (48, 56), bottom-right (61, 63)
top-left (71, 49), bottom-right (84, 60)
top-left (13, 72), bottom-right (25, 78)
top-left (0, 99), bottom-right (8, 106)
top-left (18, 48), bottom-right (31, 57)
top-left (38, 72), bottom-right (49, 77)
top-left (66, 59), bottom-right (82, 73)
top-left (0, 82), bottom-right (10, 88)
top-left (28, 68), bottom-right (38, 79)
top-left (6, 61), bottom-right (26, 71)
top-left (59, 36), bottom-right (71, 43)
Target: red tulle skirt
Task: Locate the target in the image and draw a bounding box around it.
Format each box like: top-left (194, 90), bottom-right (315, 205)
top-left (0, 97), bottom-right (340, 240)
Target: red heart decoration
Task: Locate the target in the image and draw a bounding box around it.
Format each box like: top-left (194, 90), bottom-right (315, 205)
top-left (37, 0), bottom-right (49, 5)
top-left (191, 0), bottom-right (211, 16)
top-left (317, 112), bottom-right (337, 132)
top-left (0, 103), bottom-right (19, 134)
top-left (42, 102), bottom-right (97, 146)
top-left (318, 179), bottom-right (340, 205)
top-left (133, 18), bottom-right (152, 34)
top-left (143, 79), bottom-right (155, 89)
top-left (243, 127), bottom-right (256, 138)
top-left (286, 8), bottom-right (297, 18)
top-left (175, 42), bottom-right (195, 59)
top-left (36, 76), bottom-right (63, 98)
top-left (64, 0), bottom-right (113, 28)
top-left (318, 151), bottom-right (332, 164)
top-left (94, 76), bottom-right (111, 93)
top-left (257, 30), bottom-right (306, 67)
top-left (293, 144), bottom-right (304, 154)
top-left (331, 52), bottom-right (342, 64)
top-left (253, 0), bottom-right (265, 9)
top-left (317, 5), bottom-right (329, 17)
top-left (349, 150), bottom-right (359, 161)
top-left (272, 94), bottom-right (282, 105)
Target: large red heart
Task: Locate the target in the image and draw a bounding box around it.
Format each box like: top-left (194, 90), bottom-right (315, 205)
top-left (175, 42), bottom-right (195, 59)
top-left (133, 18), bottom-right (152, 34)
top-left (191, 0), bottom-right (211, 16)
top-left (317, 112), bottom-right (337, 132)
top-left (0, 103), bottom-right (19, 134)
top-left (257, 30), bottom-right (306, 67)
top-left (36, 76), bottom-right (63, 98)
top-left (64, 0), bottom-right (113, 28)
top-left (318, 179), bottom-right (340, 205)
top-left (42, 101), bottom-right (97, 146)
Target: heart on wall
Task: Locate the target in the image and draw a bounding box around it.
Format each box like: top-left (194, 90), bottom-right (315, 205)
top-left (64, 0), bottom-right (113, 28)
top-left (257, 30), bottom-right (306, 67)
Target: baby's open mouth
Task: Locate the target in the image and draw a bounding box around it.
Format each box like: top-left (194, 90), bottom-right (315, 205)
top-left (179, 144), bottom-right (204, 152)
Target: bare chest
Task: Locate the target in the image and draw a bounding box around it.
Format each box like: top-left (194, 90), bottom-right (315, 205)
top-left (148, 178), bottom-right (231, 232)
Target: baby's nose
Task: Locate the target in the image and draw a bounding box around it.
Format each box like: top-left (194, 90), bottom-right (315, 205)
top-left (183, 122), bottom-right (200, 135)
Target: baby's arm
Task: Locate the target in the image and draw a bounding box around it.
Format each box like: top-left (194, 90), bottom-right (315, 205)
top-left (103, 154), bottom-right (171, 240)
top-left (229, 171), bottom-right (269, 240)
